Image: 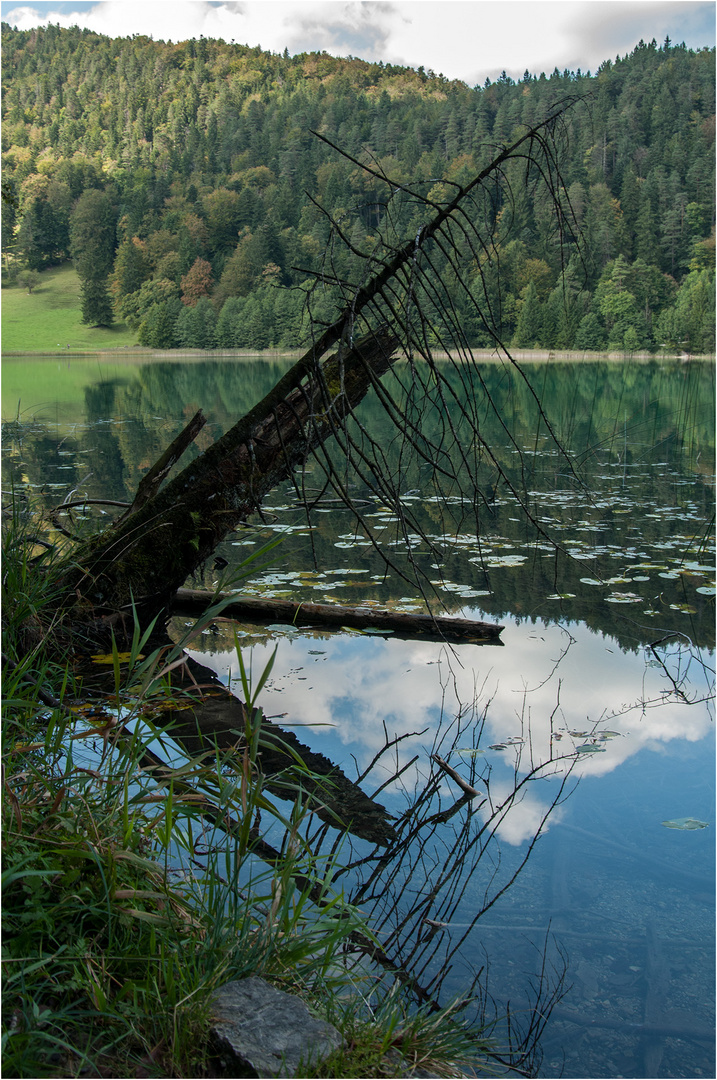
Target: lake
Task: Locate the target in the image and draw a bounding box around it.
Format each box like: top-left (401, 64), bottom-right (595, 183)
top-left (2, 352), bottom-right (714, 1078)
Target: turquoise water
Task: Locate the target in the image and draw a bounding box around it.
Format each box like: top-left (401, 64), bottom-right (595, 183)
top-left (187, 620), bottom-right (714, 1077)
top-left (2, 354), bottom-right (714, 1077)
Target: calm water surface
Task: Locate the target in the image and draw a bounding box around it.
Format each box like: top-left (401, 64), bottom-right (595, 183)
top-left (2, 353), bottom-right (714, 1078)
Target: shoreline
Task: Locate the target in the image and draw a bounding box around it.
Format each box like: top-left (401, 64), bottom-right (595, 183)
top-left (2, 346), bottom-right (712, 362)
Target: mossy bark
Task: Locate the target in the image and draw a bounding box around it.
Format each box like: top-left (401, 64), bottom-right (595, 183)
top-left (58, 328), bottom-right (399, 633)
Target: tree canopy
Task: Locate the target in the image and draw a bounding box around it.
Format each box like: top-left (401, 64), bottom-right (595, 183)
top-left (2, 26), bottom-right (714, 352)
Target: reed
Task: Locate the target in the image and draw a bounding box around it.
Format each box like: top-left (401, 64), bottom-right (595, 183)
top-left (2, 499), bottom-right (498, 1078)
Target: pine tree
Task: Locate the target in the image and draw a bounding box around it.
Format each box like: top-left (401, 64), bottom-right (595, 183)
top-left (575, 312), bottom-right (607, 350)
top-left (216, 296), bottom-right (246, 347)
top-left (512, 281), bottom-right (543, 347)
top-left (669, 269), bottom-right (716, 353)
top-left (70, 189), bottom-right (116, 326)
top-left (112, 237), bottom-right (151, 309)
top-left (138, 297), bottom-right (182, 348)
top-left (176, 295), bottom-right (217, 348)
top-left (80, 276), bottom-right (115, 327)
top-left (595, 257), bottom-right (644, 348)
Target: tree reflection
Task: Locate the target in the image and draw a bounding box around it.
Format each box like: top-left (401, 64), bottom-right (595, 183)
top-left (4, 357), bottom-right (713, 650)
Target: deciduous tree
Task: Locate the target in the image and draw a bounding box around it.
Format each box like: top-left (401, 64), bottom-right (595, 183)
top-left (180, 256), bottom-right (213, 306)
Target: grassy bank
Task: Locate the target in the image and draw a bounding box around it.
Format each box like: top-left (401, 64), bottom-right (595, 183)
top-left (4, 266), bottom-right (708, 363)
top-left (2, 266), bottom-right (137, 352)
top-left (1, 504), bottom-right (492, 1078)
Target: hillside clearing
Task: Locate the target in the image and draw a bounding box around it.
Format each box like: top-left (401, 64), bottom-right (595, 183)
top-left (2, 265), bottom-right (137, 352)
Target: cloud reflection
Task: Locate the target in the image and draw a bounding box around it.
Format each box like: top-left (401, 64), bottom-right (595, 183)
top-left (188, 616), bottom-right (713, 844)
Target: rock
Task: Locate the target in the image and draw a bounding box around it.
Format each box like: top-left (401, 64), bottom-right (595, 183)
top-left (210, 975), bottom-right (344, 1077)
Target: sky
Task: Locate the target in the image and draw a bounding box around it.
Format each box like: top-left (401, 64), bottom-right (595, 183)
top-left (1, 0), bottom-right (714, 85)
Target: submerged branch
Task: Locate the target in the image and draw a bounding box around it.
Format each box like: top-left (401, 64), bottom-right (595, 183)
top-left (172, 588), bottom-right (504, 643)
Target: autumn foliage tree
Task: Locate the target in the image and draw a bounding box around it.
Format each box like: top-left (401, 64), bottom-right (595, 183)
top-left (180, 257), bottom-right (213, 306)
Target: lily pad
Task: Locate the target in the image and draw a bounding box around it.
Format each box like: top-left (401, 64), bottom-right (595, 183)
top-left (661, 817), bottom-right (708, 830)
top-left (266, 623), bottom-right (299, 634)
top-left (576, 744), bottom-right (606, 754)
top-left (488, 743), bottom-right (507, 750)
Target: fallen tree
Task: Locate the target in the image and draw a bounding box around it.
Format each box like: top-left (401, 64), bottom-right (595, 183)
top-left (59, 326), bottom-right (400, 637)
top-left (42, 101), bottom-right (583, 647)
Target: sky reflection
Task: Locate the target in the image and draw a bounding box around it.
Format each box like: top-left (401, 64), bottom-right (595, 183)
top-left (187, 613), bottom-right (714, 846)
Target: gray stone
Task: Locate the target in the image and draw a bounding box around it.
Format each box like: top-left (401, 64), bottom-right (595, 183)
top-left (210, 975), bottom-right (344, 1078)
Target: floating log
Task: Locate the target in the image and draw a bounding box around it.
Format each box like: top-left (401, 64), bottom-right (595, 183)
top-left (172, 588), bottom-right (505, 644)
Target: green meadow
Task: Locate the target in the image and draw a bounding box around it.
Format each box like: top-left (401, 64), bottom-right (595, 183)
top-left (2, 265), bottom-right (138, 353)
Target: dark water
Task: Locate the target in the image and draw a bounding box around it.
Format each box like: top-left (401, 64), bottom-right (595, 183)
top-left (2, 354), bottom-right (715, 1078)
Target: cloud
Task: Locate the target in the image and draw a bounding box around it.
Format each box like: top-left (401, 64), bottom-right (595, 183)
top-left (283, 1), bottom-right (400, 58)
top-left (561, 1), bottom-right (716, 68)
top-left (2, 1), bottom-right (713, 83)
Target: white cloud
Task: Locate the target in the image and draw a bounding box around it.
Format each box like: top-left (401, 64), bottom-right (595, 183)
top-left (2, 1), bottom-right (714, 84)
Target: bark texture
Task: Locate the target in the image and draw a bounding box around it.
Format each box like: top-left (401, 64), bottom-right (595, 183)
top-left (60, 327), bottom-right (399, 628)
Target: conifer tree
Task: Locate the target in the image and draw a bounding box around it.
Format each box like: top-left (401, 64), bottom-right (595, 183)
top-left (70, 189), bottom-right (116, 326)
top-left (512, 281), bottom-right (543, 347)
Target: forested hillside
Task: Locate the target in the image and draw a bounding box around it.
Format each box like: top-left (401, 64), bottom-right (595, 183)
top-left (2, 24), bottom-right (715, 352)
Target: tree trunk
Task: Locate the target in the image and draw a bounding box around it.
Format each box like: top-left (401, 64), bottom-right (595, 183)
top-left (60, 327), bottom-right (399, 632)
top-left (173, 589), bottom-right (504, 642)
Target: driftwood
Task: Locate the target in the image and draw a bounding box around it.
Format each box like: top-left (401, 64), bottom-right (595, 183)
top-left (430, 753), bottom-right (485, 797)
top-left (173, 587), bottom-right (505, 643)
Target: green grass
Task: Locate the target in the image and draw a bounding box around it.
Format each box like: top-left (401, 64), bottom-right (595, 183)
top-left (1, 504), bottom-right (500, 1078)
top-left (1, 507), bottom-right (358, 1076)
top-left (300, 987), bottom-right (495, 1078)
top-left (2, 265), bottom-right (138, 353)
